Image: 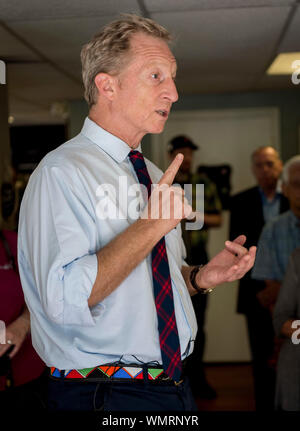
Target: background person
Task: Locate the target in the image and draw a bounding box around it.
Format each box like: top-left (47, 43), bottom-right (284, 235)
top-left (229, 146), bottom-right (288, 410)
top-left (251, 154), bottom-right (300, 408)
top-left (252, 155), bottom-right (300, 308)
top-left (273, 248), bottom-right (300, 411)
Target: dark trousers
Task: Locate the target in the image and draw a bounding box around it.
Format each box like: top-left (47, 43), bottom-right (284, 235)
top-left (0, 369), bottom-right (48, 411)
top-left (47, 375), bottom-right (198, 411)
top-left (246, 305), bottom-right (276, 411)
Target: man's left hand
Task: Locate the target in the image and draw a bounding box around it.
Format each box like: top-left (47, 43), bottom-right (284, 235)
top-left (196, 235), bottom-right (256, 291)
top-left (0, 316), bottom-right (29, 359)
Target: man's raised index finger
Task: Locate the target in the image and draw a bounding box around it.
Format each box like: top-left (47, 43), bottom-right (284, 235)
top-left (159, 154), bottom-right (184, 186)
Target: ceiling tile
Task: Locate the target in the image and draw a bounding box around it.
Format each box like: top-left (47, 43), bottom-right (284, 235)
top-left (152, 7), bottom-right (291, 74)
top-left (145, 0), bottom-right (295, 13)
top-left (1, 0), bottom-right (299, 125)
top-left (0, 25), bottom-right (39, 62)
top-left (278, 6), bottom-right (300, 52)
top-left (0, 0), bottom-right (140, 21)
top-left (8, 17), bottom-right (112, 63)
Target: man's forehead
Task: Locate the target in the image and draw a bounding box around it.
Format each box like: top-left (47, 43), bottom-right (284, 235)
top-left (253, 149), bottom-right (279, 162)
top-left (129, 32), bottom-right (177, 65)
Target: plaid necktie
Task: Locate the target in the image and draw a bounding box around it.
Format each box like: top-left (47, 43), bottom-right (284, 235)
top-left (128, 150), bottom-right (182, 381)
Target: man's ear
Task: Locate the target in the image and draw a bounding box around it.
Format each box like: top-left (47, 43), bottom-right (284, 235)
top-left (94, 73), bottom-right (116, 101)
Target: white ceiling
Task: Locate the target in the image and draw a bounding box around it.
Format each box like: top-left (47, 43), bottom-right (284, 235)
top-left (0, 0), bottom-right (299, 125)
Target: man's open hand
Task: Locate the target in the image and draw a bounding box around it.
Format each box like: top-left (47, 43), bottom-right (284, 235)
top-left (196, 235), bottom-right (256, 290)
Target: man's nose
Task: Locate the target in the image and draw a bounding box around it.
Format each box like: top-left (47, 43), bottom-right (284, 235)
top-left (163, 78), bottom-right (179, 103)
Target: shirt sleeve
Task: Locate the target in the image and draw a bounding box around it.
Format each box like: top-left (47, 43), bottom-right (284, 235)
top-left (175, 222), bottom-right (188, 267)
top-left (273, 252), bottom-right (299, 337)
top-left (251, 222), bottom-right (282, 281)
top-left (18, 163), bottom-right (99, 327)
top-left (181, 237), bottom-right (189, 267)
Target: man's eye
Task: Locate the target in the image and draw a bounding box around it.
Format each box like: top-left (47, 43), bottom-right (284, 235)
top-left (151, 73), bottom-right (159, 80)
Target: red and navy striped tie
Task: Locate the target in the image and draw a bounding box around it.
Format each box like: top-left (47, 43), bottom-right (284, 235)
top-left (128, 150), bottom-right (182, 382)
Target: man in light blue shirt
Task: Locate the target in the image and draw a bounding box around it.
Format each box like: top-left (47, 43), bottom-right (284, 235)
top-left (18, 14), bottom-right (256, 412)
top-left (259, 187), bottom-right (281, 224)
top-left (252, 155), bottom-right (300, 307)
top-left (252, 210), bottom-right (300, 286)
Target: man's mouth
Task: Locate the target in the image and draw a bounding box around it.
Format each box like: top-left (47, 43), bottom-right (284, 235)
top-left (156, 109), bottom-right (168, 118)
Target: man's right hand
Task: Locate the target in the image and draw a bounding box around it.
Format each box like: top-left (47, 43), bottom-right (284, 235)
top-left (140, 153), bottom-right (193, 236)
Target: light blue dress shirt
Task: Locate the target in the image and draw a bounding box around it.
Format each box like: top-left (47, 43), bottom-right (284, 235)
top-left (18, 117), bottom-right (197, 370)
top-left (258, 188), bottom-right (281, 224)
top-left (252, 210), bottom-right (300, 282)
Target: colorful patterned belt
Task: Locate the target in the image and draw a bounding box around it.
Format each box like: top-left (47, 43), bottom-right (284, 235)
top-left (49, 364), bottom-right (183, 384)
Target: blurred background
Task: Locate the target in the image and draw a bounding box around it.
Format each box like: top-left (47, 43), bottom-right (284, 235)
top-left (1, 0), bottom-right (300, 410)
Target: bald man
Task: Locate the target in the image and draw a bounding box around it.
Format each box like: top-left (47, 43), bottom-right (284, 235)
top-left (230, 146), bottom-right (289, 411)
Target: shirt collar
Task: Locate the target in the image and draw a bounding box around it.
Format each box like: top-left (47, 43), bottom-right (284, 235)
top-left (80, 117), bottom-right (142, 163)
top-left (258, 187), bottom-right (281, 203)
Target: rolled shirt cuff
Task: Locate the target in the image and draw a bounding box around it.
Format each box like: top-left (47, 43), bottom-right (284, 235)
top-left (62, 253), bottom-right (99, 326)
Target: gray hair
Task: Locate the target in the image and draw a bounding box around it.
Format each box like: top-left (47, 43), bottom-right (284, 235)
top-left (282, 155), bottom-right (300, 183)
top-left (80, 14), bottom-right (171, 108)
